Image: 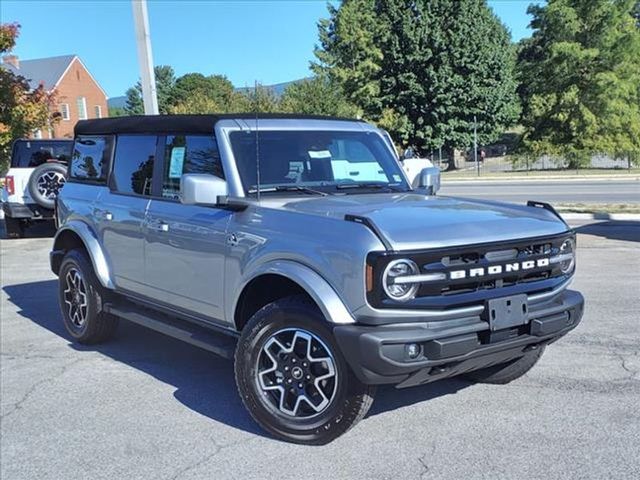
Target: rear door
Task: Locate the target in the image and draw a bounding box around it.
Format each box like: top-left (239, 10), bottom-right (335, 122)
top-left (96, 134), bottom-right (159, 294)
top-left (143, 134), bottom-right (232, 321)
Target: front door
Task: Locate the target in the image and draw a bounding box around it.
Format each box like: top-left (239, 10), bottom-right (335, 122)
top-left (143, 133), bottom-right (231, 322)
top-left (144, 200), bottom-right (232, 320)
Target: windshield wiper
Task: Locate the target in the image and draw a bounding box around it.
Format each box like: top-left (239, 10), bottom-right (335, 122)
top-left (336, 183), bottom-right (404, 192)
top-left (248, 185), bottom-right (329, 196)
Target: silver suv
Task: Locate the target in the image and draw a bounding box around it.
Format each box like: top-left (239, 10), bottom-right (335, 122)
top-left (50, 114), bottom-right (584, 444)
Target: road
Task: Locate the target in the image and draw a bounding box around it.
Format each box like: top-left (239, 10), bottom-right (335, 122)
top-left (440, 179), bottom-right (640, 204)
top-left (1, 220), bottom-right (639, 480)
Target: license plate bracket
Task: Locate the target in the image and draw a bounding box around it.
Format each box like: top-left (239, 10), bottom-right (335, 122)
top-left (486, 294), bottom-right (528, 331)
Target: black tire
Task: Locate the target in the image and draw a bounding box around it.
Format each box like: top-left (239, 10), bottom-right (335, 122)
top-left (28, 162), bottom-right (67, 209)
top-left (235, 295), bottom-right (376, 445)
top-left (4, 216), bottom-right (25, 238)
top-left (463, 345), bottom-right (546, 384)
top-left (58, 249), bottom-right (119, 344)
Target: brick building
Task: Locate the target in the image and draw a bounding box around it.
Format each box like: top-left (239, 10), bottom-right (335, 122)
top-left (1, 54), bottom-right (108, 139)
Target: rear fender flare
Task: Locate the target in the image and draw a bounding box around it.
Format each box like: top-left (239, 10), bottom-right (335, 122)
top-left (53, 221), bottom-right (114, 289)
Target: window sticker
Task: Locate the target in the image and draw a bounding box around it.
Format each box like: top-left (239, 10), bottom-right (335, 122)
top-left (393, 174), bottom-right (402, 182)
top-left (308, 150), bottom-right (332, 159)
top-left (169, 147), bottom-right (186, 178)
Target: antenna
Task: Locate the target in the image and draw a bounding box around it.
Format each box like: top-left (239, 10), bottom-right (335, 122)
top-left (254, 80), bottom-right (261, 202)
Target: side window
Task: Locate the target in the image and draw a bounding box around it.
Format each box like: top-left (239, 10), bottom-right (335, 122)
top-left (69, 136), bottom-right (110, 182)
top-left (161, 135), bottom-right (223, 199)
top-left (112, 135), bottom-right (157, 196)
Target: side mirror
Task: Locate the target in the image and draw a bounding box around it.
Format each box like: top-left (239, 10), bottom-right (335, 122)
top-left (416, 166), bottom-right (441, 195)
top-left (180, 174), bottom-right (227, 206)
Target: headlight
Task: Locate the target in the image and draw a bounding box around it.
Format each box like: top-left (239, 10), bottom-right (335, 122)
top-left (382, 259), bottom-right (420, 301)
top-left (552, 238), bottom-right (576, 274)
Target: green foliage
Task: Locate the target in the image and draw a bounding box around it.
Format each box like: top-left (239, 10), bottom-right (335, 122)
top-left (517, 0), bottom-right (640, 167)
top-left (124, 65), bottom-right (176, 114)
top-left (1, 23), bottom-right (57, 174)
top-left (168, 73), bottom-right (248, 113)
top-left (239, 84), bottom-right (280, 113)
top-left (313, 0), bottom-right (520, 152)
top-left (280, 77), bottom-right (360, 117)
top-left (108, 106), bottom-right (126, 117)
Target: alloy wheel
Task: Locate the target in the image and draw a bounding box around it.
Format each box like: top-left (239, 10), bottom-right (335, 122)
top-left (63, 268), bottom-right (88, 328)
top-left (256, 328), bottom-right (338, 419)
top-left (37, 171), bottom-right (66, 199)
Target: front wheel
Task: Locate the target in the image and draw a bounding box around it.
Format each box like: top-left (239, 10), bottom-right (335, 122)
top-left (235, 296), bottom-right (375, 445)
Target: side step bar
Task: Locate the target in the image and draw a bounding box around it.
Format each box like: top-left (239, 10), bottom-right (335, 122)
top-left (104, 301), bottom-right (237, 359)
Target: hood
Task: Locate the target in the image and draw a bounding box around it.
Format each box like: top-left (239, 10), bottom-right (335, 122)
top-left (259, 193), bottom-right (568, 250)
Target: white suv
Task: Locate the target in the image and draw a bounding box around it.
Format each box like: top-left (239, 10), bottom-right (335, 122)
top-left (1, 139), bottom-right (72, 237)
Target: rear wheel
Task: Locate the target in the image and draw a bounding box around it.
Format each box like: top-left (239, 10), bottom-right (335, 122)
top-left (235, 295), bottom-right (375, 445)
top-left (4, 216), bottom-right (25, 238)
top-left (58, 249), bottom-right (119, 344)
top-left (463, 345), bottom-right (546, 384)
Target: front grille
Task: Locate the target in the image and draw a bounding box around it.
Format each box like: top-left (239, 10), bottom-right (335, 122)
top-left (420, 239), bottom-right (557, 297)
top-left (367, 233), bottom-right (573, 309)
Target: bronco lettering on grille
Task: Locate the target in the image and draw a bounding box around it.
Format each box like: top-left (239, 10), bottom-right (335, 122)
top-left (449, 258), bottom-right (550, 280)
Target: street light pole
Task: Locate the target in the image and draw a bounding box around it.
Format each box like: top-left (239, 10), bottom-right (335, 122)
top-left (131, 0), bottom-right (158, 115)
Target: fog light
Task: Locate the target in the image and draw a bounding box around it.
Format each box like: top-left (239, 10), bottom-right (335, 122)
top-left (406, 343), bottom-right (421, 359)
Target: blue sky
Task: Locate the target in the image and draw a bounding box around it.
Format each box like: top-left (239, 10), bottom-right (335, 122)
top-left (1, 1), bottom-right (539, 99)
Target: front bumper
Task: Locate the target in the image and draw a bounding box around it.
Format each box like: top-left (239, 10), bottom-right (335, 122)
top-left (334, 289), bottom-right (584, 388)
top-left (2, 202), bottom-right (53, 220)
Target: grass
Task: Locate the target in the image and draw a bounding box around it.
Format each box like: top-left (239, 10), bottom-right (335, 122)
top-left (442, 167), bottom-right (640, 179)
top-left (554, 203), bottom-right (640, 214)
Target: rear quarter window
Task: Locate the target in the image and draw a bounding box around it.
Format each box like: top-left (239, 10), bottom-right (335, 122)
top-left (69, 136), bottom-right (112, 183)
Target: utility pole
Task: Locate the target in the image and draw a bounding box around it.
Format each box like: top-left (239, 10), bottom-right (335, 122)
top-left (473, 115), bottom-right (479, 177)
top-left (132, 0), bottom-right (158, 115)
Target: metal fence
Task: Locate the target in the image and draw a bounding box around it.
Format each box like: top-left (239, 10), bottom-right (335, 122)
top-left (435, 151), bottom-right (638, 174)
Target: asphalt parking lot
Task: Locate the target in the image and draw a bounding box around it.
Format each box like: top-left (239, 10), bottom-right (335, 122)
top-left (1, 220), bottom-right (639, 480)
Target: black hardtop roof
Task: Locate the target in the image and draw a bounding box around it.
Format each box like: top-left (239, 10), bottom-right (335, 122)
top-left (74, 113), bottom-right (364, 136)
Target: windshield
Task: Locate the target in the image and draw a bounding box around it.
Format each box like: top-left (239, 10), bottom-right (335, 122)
top-left (229, 130), bottom-right (409, 195)
top-left (11, 140), bottom-right (73, 168)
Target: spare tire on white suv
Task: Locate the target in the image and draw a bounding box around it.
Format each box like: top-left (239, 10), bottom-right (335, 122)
top-left (28, 162), bottom-right (67, 210)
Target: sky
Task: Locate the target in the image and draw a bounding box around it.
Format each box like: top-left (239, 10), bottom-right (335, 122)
top-left (1, 0), bottom-right (539, 99)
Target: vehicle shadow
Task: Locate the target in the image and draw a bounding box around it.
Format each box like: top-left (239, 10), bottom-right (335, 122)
top-left (3, 280), bottom-right (470, 437)
top-left (575, 220), bottom-right (640, 243)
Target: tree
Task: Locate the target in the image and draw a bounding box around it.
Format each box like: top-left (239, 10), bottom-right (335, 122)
top-left (0, 23), bottom-right (57, 173)
top-left (313, 0), bottom-right (520, 153)
top-left (280, 77), bottom-right (360, 117)
top-left (313, 0), bottom-right (383, 118)
top-left (124, 65), bottom-right (176, 114)
top-left (168, 73), bottom-right (248, 113)
top-left (517, 0), bottom-right (640, 166)
top-left (238, 84), bottom-right (280, 113)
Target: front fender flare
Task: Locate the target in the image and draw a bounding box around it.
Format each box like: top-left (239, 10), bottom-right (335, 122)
top-left (230, 260), bottom-right (356, 325)
top-left (52, 221), bottom-right (115, 289)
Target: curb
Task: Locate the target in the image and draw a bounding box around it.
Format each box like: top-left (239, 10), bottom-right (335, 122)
top-left (443, 175), bottom-right (640, 183)
top-left (560, 212), bottom-right (640, 221)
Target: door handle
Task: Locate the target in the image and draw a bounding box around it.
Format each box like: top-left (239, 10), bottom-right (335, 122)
top-left (95, 209), bottom-right (113, 221)
top-left (150, 221), bottom-right (169, 233)
top-left (226, 233), bottom-right (238, 246)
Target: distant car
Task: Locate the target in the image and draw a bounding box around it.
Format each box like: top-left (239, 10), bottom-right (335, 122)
top-left (1, 139), bottom-right (72, 238)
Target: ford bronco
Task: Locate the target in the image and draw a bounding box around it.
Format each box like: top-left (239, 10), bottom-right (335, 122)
top-left (50, 114), bottom-right (583, 444)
